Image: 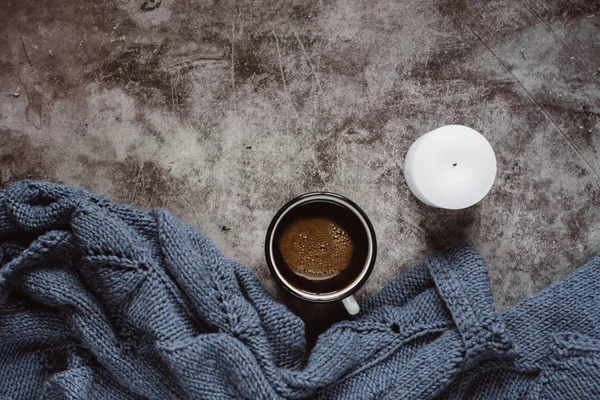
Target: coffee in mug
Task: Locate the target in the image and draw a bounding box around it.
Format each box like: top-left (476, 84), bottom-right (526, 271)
top-left (278, 216), bottom-right (353, 281)
top-left (265, 193), bottom-right (377, 315)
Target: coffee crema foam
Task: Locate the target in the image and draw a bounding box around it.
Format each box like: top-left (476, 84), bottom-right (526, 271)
top-left (278, 217), bottom-right (354, 280)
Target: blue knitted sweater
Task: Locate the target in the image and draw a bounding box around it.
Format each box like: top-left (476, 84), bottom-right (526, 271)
top-left (1, 181), bottom-right (599, 399)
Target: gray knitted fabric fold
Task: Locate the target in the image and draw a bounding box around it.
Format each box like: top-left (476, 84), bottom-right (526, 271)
top-left (1, 180), bottom-right (599, 399)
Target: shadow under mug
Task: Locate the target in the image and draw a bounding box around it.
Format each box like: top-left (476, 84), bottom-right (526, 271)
top-left (265, 193), bottom-right (377, 315)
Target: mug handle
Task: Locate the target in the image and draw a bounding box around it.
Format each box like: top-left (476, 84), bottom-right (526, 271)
top-left (341, 295), bottom-right (359, 315)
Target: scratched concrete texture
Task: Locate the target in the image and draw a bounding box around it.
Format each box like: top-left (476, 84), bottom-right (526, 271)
top-left (1, 0), bottom-right (599, 324)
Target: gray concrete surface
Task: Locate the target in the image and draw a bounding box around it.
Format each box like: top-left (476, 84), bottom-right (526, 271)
top-left (1, 0), bottom-right (599, 320)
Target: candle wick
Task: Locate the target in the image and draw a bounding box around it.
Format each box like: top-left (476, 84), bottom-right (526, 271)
top-left (452, 163), bottom-right (457, 167)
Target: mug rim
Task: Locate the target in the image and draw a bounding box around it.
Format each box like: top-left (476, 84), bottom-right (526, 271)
top-left (265, 192), bottom-right (377, 303)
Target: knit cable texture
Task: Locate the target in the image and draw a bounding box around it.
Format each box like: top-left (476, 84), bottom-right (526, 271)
top-left (1, 180), bottom-right (599, 399)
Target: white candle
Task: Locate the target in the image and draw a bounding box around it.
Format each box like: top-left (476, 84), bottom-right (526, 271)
top-left (404, 125), bottom-right (497, 210)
